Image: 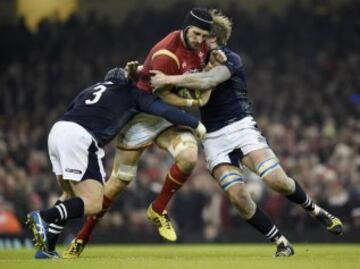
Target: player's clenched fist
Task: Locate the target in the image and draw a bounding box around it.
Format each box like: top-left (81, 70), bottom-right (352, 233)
top-left (194, 122), bottom-right (207, 140)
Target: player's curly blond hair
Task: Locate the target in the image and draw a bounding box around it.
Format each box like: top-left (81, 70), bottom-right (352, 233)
top-left (210, 9), bottom-right (232, 46)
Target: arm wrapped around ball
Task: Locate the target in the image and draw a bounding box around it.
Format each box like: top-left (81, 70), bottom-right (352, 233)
top-left (176, 88), bottom-right (210, 107)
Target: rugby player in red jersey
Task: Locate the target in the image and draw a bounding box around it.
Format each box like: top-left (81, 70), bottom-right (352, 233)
top-left (63, 8), bottom-right (214, 258)
top-left (150, 10), bottom-right (344, 257)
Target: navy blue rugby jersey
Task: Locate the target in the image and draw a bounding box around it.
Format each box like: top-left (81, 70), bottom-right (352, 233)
top-left (60, 79), bottom-right (199, 146)
top-left (200, 47), bottom-right (252, 132)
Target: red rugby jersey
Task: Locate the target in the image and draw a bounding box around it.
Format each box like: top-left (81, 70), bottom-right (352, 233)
top-left (137, 30), bottom-right (208, 92)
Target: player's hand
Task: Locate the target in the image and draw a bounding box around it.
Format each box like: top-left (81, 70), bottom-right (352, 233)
top-left (125, 61), bottom-right (139, 81)
top-left (209, 49), bottom-right (227, 67)
top-left (150, 70), bottom-right (169, 89)
top-left (210, 49), bottom-right (227, 64)
top-left (204, 50), bottom-right (227, 71)
top-left (194, 122), bottom-right (207, 140)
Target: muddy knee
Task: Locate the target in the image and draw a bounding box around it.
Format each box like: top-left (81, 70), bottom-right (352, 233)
top-left (170, 133), bottom-right (198, 173)
top-left (261, 168), bottom-right (295, 195)
top-left (226, 184), bottom-right (256, 219)
top-left (176, 146), bottom-right (198, 172)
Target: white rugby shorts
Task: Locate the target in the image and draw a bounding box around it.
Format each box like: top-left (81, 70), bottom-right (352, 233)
top-left (116, 113), bottom-right (173, 149)
top-left (203, 116), bottom-right (269, 172)
top-left (48, 121), bottom-right (105, 182)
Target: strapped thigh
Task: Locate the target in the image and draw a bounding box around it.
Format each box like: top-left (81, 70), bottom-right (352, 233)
top-left (218, 169), bottom-right (244, 191)
top-left (256, 157), bottom-right (281, 178)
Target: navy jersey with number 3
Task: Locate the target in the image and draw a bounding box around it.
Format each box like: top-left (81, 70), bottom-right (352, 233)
top-left (60, 78), bottom-right (199, 146)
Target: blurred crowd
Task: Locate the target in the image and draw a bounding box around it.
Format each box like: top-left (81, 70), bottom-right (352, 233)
top-left (0, 0), bottom-right (359, 242)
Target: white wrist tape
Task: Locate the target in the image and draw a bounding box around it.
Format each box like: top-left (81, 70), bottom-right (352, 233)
top-left (186, 99), bottom-right (194, 107)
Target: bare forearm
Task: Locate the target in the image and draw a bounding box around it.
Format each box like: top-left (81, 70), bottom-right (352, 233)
top-left (166, 66), bottom-right (231, 90)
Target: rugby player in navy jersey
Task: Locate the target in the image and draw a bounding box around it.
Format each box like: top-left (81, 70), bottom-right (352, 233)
top-left (150, 10), bottom-right (343, 257)
top-left (26, 67), bottom-right (206, 259)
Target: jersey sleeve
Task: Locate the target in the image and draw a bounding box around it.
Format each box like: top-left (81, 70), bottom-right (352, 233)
top-left (224, 52), bottom-right (243, 76)
top-left (136, 90), bottom-right (199, 129)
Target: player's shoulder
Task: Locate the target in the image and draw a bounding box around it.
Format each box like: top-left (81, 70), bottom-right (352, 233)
top-left (154, 30), bottom-right (181, 52)
top-left (150, 31), bottom-right (182, 70)
top-left (223, 47), bottom-right (243, 66)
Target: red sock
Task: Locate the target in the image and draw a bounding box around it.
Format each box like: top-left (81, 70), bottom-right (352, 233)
top-left (152, 163), bottom-right (190, 214)
top-left (76, 195), bottom-right (113, 242)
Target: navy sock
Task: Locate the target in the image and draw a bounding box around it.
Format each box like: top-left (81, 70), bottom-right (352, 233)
top-left (47, 200), bottom-right (67, 251)
top-left (286, 180), bottom-right (315, 211)
top-left (246, 207), bottom-right (282, 242)
top-left (40, 197), bottom-right (85, 223)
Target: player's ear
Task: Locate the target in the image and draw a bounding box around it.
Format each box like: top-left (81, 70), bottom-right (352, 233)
top-left (206, 36), bottom-right (218, 49)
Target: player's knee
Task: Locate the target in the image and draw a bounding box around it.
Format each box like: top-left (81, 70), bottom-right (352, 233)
top-left (169, 133), bottom-right (198, 165)
top-left (82, 195), bottom-right (103, 215)
top-left (264, 174), bottom-right (295, 195)
top-left (227, 184), bottom-right (250, 206)
top-left (226, 184), bottom-right (255, 218)
top-left (176, 146), bottom-right (198, 171)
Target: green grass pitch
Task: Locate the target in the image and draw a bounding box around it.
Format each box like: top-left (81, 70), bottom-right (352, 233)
top-left (1, 244), bottom-right (359, 269)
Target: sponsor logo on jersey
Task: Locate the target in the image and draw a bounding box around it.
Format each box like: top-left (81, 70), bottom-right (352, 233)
top-left (65, 168), bottom-right (82, 174)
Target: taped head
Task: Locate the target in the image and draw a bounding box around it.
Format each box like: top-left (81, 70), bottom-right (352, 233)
top-left (183, 8), bottom-right (213, 34)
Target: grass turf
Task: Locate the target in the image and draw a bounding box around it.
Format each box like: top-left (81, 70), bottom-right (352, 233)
top-left (1, 244), bottom-right (359, 269)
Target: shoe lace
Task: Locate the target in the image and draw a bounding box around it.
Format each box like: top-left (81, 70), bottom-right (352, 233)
top-left (154, 213), bottom-right (172, 229)
top-left (163, 214), bottom-right (172, 229)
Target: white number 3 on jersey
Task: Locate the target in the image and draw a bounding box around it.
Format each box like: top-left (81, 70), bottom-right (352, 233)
top-left (85, 85), bottom-right (107, 104)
